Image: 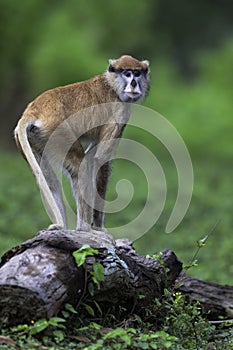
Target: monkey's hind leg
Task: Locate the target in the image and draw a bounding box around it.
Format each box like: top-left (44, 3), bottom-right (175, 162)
top-left (92, 161), bottom-right (111, 230)
top-left (37, 154), bottom-right (67, 229)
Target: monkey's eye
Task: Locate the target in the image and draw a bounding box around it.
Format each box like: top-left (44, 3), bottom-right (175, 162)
top-left (123, 71), bottom-right (132, 78)
top-left (133, 70), bottom-right (141, 77)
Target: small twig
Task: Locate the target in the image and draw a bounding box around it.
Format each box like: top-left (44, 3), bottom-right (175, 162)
top-left (184, 220), bottom-right (221, 273)
top-left (209, 319), bottom-right (233, 325)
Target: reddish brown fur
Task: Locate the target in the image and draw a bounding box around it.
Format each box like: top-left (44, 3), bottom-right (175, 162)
top-left (112, 55), bottom-right (148, 70)
top-left (14, 55), bottom-right (150, 231)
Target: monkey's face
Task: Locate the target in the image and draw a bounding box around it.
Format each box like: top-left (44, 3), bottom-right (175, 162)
top-left (120, 69), bottom-right (148, 102)
top-left (108, 68), bottom-right (150, 103)
top-left (106, 56), bottom-right (150, 103)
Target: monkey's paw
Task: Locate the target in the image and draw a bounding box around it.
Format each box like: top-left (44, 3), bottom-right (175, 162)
top-left (47, 224), bottom-right (64, 231)
top-left (91, 226), bottom-right (109, 235)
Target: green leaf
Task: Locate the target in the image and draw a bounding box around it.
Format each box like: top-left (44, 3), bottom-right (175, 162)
top-left (53, 329), bottom-right (65, 342)
top-left (88, 282), bottom-right (95, 296)
top-left (61, 311), bottom-right (69, 319)
top-left (103, 328), bottom-right (133, 346)
top-left (103, 327), bottom-right (132, 339)
top-left (92, 262), bottom-right (105, 282)
top-left (48, 317), bottom-right (66, 328)
top-left (65, 303), bottom-right (78, 314)
top-left (89, 322), bottom-right (102, 330)
top-left (29, 319), bottom-right (48, 335)
top-left (11, 324), bottom-right (29, 332)
top-left (72, 245), bottom-right (98, 267)
top-left (93, 300), bottom-right (103, 316)
top-left (85, 304), bottom-right (95, 317)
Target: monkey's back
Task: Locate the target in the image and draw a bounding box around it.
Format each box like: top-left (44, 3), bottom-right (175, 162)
top-left (21, 75), bottom-right (119, 131)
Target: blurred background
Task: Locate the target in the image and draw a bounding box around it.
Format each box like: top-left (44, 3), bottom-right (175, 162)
top-left (0, 0), bottom-right (232, 283)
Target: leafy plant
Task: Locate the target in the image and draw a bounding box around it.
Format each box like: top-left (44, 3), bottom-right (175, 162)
top-left (10, 316), bottom-right (66, 344)
top-left (161, 292), bottom-right (215, 349)
top-left (184, 221), bottom-right (220, 273)
top-left (29, 317), bottom-right (66, 335)
top-left (61, 303), bottom-right (78, 319)
top-left (72, 245), bottom-right (105, 319)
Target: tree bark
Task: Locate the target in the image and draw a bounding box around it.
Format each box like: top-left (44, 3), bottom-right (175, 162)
top-left (0, 229), bottom-right (232, 326)
top-left (177, 273), bottom-right (233, 319)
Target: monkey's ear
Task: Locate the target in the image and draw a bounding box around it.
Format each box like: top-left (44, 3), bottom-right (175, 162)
top-left (108, 59), bottom-right (116, 72)
top-left (142, 60), bottom-right (150, 67)
top-left (109, 58), bottom-right (116, 65)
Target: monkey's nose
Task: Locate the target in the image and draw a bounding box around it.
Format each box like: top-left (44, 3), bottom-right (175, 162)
top-left (131, 79), bottom-right (137, 88)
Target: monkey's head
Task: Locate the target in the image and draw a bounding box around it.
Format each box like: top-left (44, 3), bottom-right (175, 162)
top-left (104, 55), bottom-right (150, 103)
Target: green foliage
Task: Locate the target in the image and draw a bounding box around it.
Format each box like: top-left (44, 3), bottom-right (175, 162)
top-left (10, 316), bottom-right (66, 341)
top-left (1, 293), bottom-right (232, 349)
top-left (162, 293), bottom-right (215, 349)
top-left (84, 327), bottom-right (177, 350)
top-left (102, 328), bottom-right (177, 350)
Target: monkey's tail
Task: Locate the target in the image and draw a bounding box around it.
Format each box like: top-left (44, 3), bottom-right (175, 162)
top-left (14, 119), bottom-right (64, 227)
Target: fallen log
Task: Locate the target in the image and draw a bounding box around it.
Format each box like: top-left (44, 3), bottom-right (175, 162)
top-left (177, 273), bottom-right (233, 319)
top-left (0, 229), bottom-right (232, 326)
top-left (0, 229), bottom-right (181, 326)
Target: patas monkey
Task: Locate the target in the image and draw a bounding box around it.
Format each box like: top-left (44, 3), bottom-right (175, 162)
top-left (14, 55), bottom-right (150, 231)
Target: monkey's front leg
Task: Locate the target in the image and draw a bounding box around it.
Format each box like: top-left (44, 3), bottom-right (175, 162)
top-left (71, 156), bottom-right (95, 232)
top-left (91, 124), bottom-right (125, 229)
